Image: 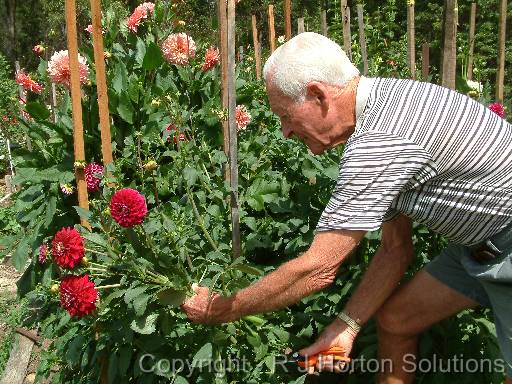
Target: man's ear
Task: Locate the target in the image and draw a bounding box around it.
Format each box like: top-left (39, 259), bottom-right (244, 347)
top-left (306, 81), bottom-right (328, 106)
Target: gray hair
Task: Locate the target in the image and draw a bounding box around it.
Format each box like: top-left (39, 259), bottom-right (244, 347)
top-left (263, 32), bottom-right (359, 102)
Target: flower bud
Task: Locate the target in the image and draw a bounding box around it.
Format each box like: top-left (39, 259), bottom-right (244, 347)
top-left (81, 256), bottom-right (90, 267)
top-left (143, 160), bottom-right (158, 171)
top-left (50, 284), bottom-right (60, 294)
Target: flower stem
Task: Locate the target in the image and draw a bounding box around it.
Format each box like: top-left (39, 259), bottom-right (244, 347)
top-left (88, 267), bottom-right (108, 272)
top-left (96, 284), bottom-right (122, 290)
top-left (85, 248), bottom-right (107, 256)
top-left (185, 187), bottom-right (219, 252)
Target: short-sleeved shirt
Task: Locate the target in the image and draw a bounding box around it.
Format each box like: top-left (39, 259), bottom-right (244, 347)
top-left (316, 77), bottom-right (512, 246)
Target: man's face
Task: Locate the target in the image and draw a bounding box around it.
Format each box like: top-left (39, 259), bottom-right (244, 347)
top-left (266, 81), bottom-right (331, 155)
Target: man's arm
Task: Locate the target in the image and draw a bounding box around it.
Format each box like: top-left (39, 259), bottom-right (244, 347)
top-left (181, 229), bottom-right (365, 324)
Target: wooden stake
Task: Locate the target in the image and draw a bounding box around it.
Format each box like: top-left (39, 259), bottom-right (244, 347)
top-left (90, 0), bottom-right (113, 169)
top-left (251, 15), bottom-right (262, 80)
top-left (321, 9), bottom-right (328, 36)
top-left (496, 0), bottom-right (506, 102)
top-left (297, 17), bottom-right (305, 34)
top-left (422, 42), bottom-right (430, 81)
top-left (51, 83), bottom-right (58, 123)
top-left (284, 0), bottom-right (292, 40)
top-left (407, 1), bottom-right (416, 79)
top-left (441, 0), bottom-right (457, 90)
top-left (218, 0), bottom-right (230, 181)
top-left (268, 4), bottom-right (276, 52)
top-left (341, 0), bottom-right (352, 60)
top-left (227, 0), bottom-right (240, 260)
top-left (65, 0), bottom-right (90, 229)
top-left (357, 4), bottom-right (368, 76)
top-left (467, 2), bottom-right (476, 81)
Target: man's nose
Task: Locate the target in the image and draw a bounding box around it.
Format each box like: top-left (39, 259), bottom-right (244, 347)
top-left (281, 123), bottom-right (293, 139)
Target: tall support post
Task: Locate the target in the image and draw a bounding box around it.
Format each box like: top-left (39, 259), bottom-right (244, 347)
top-left (422, 42), bottom-right (430, 81)
top-left (467, 2), bottom-right (476, 80)
top-left (496, 0), bottom-right (507, 102)
top-left (321, 9), bottom-right (328, 36)
top-left (268, 4), bottom-right (276, 52)
top-left (64, 0), bottom-right (90, 229)
top-left (251, 15), bottom-right (262, 80)
top-left (441, 0), bottom-right (457, 90)
top-left (90, 0), bottom-right (113, 169)
top-left (227, 0), bottom-right (240, 260)
top-left (51, 83), bottom-right (58, 123)
top-left (297, 17), bottom-right (305, 34)
top-left (407, 0), bottom-right (416, 79)
top-left (218, 0), bottom-right (230, 181)
top-left (284, 0), bottom-right (292, 40)
top-left (357, 4), bottom-right (368, 76)
top-left (341, 0), bottom-right (352, 59)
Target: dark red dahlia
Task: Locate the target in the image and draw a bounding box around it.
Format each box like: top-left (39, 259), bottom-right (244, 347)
top-left (110, 188), bottom-right (148, 228)
top-left (165, 124), bottom-right (187, 144)
top-left (84, 163), bottom-right (104, 193)
top-left (51, 227), bottom-right (85, 269)
top-left (59, 274), bottom-right (98, 317)
top-left (489, 102), bottom-right (505, 118)
top-left (39, 243), bottom-right (49, 264)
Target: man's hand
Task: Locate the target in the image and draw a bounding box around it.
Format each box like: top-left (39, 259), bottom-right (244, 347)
top-left (180, 283), bottom-right (227, 325)
top-left (299, 318), bottom-right (357, 374)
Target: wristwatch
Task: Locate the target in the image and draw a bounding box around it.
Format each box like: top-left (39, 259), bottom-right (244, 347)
top-left (337, 311), bottom-right (362, 333)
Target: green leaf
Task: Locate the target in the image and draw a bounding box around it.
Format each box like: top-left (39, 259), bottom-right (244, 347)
top-left (74, 206), bottom-right (92, 222)
top-left (157, 288), bottom-right (187, 307)
top-left (135, 37), bottom-right (146, 66)
top-left (44, 196), bottom-right (56, 227)
top-left (12, 238), bottom-right (30, 271)
top-left (117, 94), bottom-right (134, 123)
top-left (130, 312), bottom-right (158, 334)
top-left (183, 166), bottom-right (198, 187)
top-left (25, 102), bottom-right (50, 120)
top-left (143, 42), bottom-right (164, 70)
top-left (133, 293), bottom-right (151, 316)
top-left (231, 263), bottom-right (263, 276)
top-left (81, 232), bottom-right (108, 248)
top-left (192, 343), bottom-right (212, 368)
top-left (290, 374), bottom-right (308, 384)
top-left (172, 376), bottom-right (189, 384)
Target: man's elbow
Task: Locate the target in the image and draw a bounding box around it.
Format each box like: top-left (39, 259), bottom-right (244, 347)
top-left (304, 269), bottom-right (337, 292)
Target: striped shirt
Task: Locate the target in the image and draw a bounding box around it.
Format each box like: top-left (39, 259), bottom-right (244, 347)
top-left (316, 78), bottom-right (512, 246)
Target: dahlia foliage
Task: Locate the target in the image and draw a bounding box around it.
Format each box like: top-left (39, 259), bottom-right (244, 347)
top-left (47, 50), bottom-right (89, 88)
top-left (161, 33), bottom-right (196, 65)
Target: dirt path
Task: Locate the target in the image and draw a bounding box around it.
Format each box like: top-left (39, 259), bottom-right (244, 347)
top-left (0, 263), bottom-right (19, 297)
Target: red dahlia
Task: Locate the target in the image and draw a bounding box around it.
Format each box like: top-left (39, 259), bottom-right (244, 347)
top-left (489, 102), bottom-right (505, 118)
top-left (84, 163), bottom-right (104, 193)
top-left (110, 188), bottom-right (148, 228)
top-left (51, 227), bottom-right (85, 269)
top-left (59, 274), bottom-right (98, 317)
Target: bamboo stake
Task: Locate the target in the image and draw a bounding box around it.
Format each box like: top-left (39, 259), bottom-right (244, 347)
top-left (90, 0), bottom-right (113, 169)
top-left (218, 0), bottom-right (230, 181)
top-left (441, 0), bottom-right (457, 90)
top-left (467, 2), bottom-right (476, 81)
top-left (227, 0), bottom-right (240, 260)
top-left (15, 61), bottom-right (32, 151)
top-left (407, 0), bottom-right (416, 79)
top-left (297, 17), bottom-right (305, 34)
top-left (251, 15), bottom-right (262, 80)
top-left (65, 0), bottom-right (90, 229)
top-left (341, 0), bottom-right (352, 60)
top-left (357, 4), bottom-right (368, 76)
top-left (51, 83), bottom-right (58, 123)
top-left (496, 0), bottom-right (506, 102)
top-left (284, 0), bottom-right (292, 40)
top-left (422, 42), bottom-right (430, 81)
top-left (268, 4), bottom-right (276, 52)
top-left (321, 9), bottom-right (328, 36)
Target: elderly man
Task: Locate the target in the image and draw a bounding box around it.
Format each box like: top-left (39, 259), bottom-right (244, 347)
top-left (182, 32), bottom-right (512, 383)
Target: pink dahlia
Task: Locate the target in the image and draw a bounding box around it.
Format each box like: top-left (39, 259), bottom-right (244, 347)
top-left (33, 44), bottom-right (45, 57)
top-left (235, 105), bottom-right (251, 130)
top-left (84, 163), bottom-right (104, 193)
top-left (85, 24), bottom-right (105, 35)
top-left (60, 183), bottom-right (74, 196)
top-left (51, 227), bottom-right (85, 269)
top-left (59, 275), bottom-right (98, 317)
top-left (161, 33), bottom-right (196, 65)
top-left (39, 243), bottom-right (49, 264)
top-left (202, 47), bottom-right (220, 71)
top-left (15, 70), bottom-right (43, 94)
top-left (165, 124), bottom-right (186, 144)
top-left (110, 188), bottom-right (148, 228)
top-left (489, 102), bottom-right (505, 118)
top-left (127, 2), bottom-right (155, 33)
top-left (48, 50), bottom-right (89, 88)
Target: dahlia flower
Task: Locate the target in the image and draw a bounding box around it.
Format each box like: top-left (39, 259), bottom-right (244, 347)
top-left (110, 188), bottom-right (148, 228)
top-left (51, 227), bottom-right (85, 269)
top-left (235, 105), bottom-right (251, 130)
top-left (48, 50), bottom-right (89, 88)
top-left (85, 24), bottom-right (105, 35)
top-left (15, 70), bottom-right (43, 94)
top-left (489, 102), bottom-right (505, 118)
top-left (161, 33), bottom-right (196, 65)
top-left (166, 124), bottom-right (186, 143)
top-left (39, 243), bottom-right (49, 264)
top-left (127, 2), bottom-right (155, 33)
top-left (59, 275), bottom-right (98, 317)
top-left (84, 163), bottom-right (104, 193)
top-left (33, 44), bottom-right (45, 57)
top-left (202, 47), bottom-right (220, 72)
top-left (60, 183), bottom-right (74, 196)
